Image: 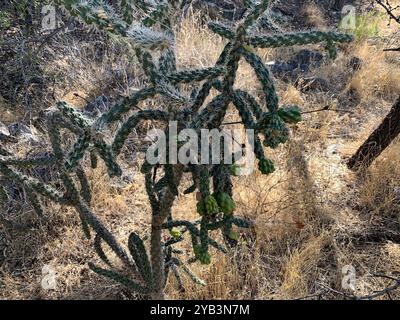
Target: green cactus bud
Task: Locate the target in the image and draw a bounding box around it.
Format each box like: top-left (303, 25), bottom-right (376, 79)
top-left (197, 195), bottom-right (220, 216)
top-left (204, 195), bottom-right (220, 215)
top-left (170, 227), bottom-right (182, 239)
top-left (230, 164), bottom-right (241, 176)
top-left (278, 106), bottom-right (302, 124)
top-left (260, 114), bottom-right (290, 149)
top-left (214, 193), bottom-right (236, 215)
top-left (227, 230), bottom-right (239, 241)
top-left (259, 158), bottom-right (275, 175)
top-left (193, 244), bottom-right (211, 265)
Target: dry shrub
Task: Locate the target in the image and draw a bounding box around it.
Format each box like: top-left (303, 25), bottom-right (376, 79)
top-left (302, 2), bottom-right (327, 29)
top-left (350, 42), bottom-right (400, 103)
top-left (359, 140), bottom-right (400, 218)
top-left (279, 233), bottom-right (329, 299)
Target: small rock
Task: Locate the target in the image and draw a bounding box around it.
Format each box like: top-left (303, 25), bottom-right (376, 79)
top-left (270, 61), bottom-right (299, 77)
top-left (270, 50), bottom-right (325, 81)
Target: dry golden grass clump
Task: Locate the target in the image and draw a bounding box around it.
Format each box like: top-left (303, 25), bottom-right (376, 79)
top-left (1, 7), bottom-right (400, 300)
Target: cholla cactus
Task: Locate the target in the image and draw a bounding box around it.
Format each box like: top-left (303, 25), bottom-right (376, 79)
top-left (0, 0), bottom-right (352, 299)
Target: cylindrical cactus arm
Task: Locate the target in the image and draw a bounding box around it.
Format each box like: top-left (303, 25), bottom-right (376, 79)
top-left (242, 0), bottom-right (271, 29)
top-left (254, 137), bottom-right (276, 174)
top-left (232, 216), bottom-right (253, 228)
top-left (235, 89), bottom-right (264, 120)
top-left (88, 263), bottom-right (150, 294)
top-left (47, 114), bottom-right (65, 161)
top-left (190, 79), bottom-right (219, 113)
top-left (56, 102), bottom-right (93, 128)
top-left (65, 132), bottom-right (91, 172)
top-left (232, 91), bottom-right (257, 129)
top-left (128, 232), bottom-right (154, 288)
top-left (58, 0), bottom-right (173, 51)
top-left (76, 166), bottom-right (92, 204)
top-left (75, 199), bottom-right (135, 268)
top-left (172, 257), bottom-right (207, 286)
top-left (58, 0), bottom-right (128, 35)
top-left (156, 81), bottom-right (188, 104)
top-left (94, 140), bottom-right (122, 177)
top-left (167, 67), bottom-right (225, 84)
top-left (25, 187), bottom-right (45, 218)
top-left (132, 0), bottom-right (154, 13)
top-left (94, 233), bottom-right (112, 266)
top-left (0, 164), bottom-right (66, 203)
top-left (162, 220), bottom-right (199, 250)
top-left (221, 27), bottom-right (246, 96)
top-left (191, 94), bottom-right (227, 130)
top-left (208, 22), bottom-right (236, 40)
top-left (198, 167), bottom-right (211, 197)
top-left (190, 42), bottom-right (231, 113)
top-left (159, 48), bottom-right (177, 75)
top-left (212, 164), bottom-right (233, 196)
top-left (145, 171), bottom-right (161, 212)
top-left (162, 220), bottom-right (228, 254)
top-left (248, 31), bottom-right (353, 49)
top-left (0, 155), bottom-right (56, 168)
top-left (136, 48), bottom-right (160, 84)
top-left (239, 48), bottom-right (279, 113)
top-left (95, 87), bottom-right (157, 127)
top-left (209, 23), bottom-right (353, 53)
top-left (142, 1), bottom-right (170, 27)
top-left (120, 0), bottom-right (135, 25)
top-left (112, 109), bottom-right (169, 156)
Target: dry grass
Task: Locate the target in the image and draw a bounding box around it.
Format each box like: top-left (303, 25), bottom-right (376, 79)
top-left (359, 140), bottom-right (400, 218)
top-left (302, 2), bottom-right (328, 30)
top-left (1, 11), bottom-right (400, 300)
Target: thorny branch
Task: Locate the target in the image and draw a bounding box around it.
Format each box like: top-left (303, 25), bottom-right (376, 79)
top-left (375, 0), bottom-right (400, 25)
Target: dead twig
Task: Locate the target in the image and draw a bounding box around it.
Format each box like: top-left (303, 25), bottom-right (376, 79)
top-left (314, 274), bottom-right (400, 300)
top-left (375, 0), bottom-right (400, 25)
